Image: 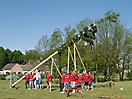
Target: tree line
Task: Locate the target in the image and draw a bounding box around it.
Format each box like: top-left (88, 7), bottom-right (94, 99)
top-left (0, 10), bottom-right (132, 81)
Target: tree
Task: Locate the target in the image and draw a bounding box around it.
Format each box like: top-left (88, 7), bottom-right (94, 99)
top-left (35, 35), bottom-right (50, 54)
top-left (12, 50), bottom-right (24, 64)
top-left (96, 10), bottom-right (132, 81)
top-left (0, 46), bottom-right (6, 70)
top-left (5, 48), bottom-right (13, 63)
top-left (49, 28), bottom-right (64, 50)
top-left (24, 50), bottom-right (41, 65)
top-left (117, 28), bottom-right (132, 81)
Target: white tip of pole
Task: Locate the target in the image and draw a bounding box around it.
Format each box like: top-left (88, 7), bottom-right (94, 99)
top-left (93, 24), bottom-right (96, 26)
top-left (88, 27), bottom-right (91, 30)
top-left (78, 35), bottom-right (80, 37)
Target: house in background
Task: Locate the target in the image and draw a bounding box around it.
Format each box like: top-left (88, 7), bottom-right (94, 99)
top-left (1, 62), bottom-right (51, 75)
top-left (2, 63), bottom-right (23, 74)
top-left (20, 64), bottom-right (34, 74)
top-left (37, 65), bottom-right (50, 74)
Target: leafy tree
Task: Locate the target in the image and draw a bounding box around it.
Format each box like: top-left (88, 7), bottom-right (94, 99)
top-left (5, 48), bottom-right (13, 63)
top-left (12, 50), bottom-right (24, 64)
top-left (0, 46), bottom-right (6, 70)
top-left (117, 28), bottom-right (132, 81)
top-left (35, 35), bottom-right (50, 54)
top-left (24, 50), bottom-right (41, 65)
top-left (49, 28), bottom-right (63, 50)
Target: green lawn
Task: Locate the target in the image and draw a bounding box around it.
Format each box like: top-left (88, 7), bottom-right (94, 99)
top-left (0, 80), bottom-right (132, 99)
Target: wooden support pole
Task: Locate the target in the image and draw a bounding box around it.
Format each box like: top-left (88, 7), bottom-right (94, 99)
top-left (74, 44), bottom-right (86, 71)
top-left (72, 40), bottom-right (86, 71)
top-left (53, 60), bottom-right (62, 77)
top-left (66, 44), bottom-right (75, 68)
top-left (50, 58), bottom-right (54, 92)
top-left (12, 51), bottom-right (58, 87)
top-left (67, 47), bottom-right (70, 74)
top-left (74, 43), bottom-right (77, 70)
top-left (10, 72), bottom-right (12, 89)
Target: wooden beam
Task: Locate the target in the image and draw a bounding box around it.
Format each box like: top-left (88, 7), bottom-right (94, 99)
top-left (67, 47), bottom-right (70, 74)
top-left (53, 60), bottom-right (62, 77)
top-left (74, 44), bottom-right (86, 71)
top-left (74, 43), bottom-right (77, 70)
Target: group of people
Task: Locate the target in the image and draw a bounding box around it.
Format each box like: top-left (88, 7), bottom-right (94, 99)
top-left (24, 69), bottom-right (93, 93)
top-left (60, 70), bottom-right (93, 93)
top-left (24, 69), bottom-right (43, 90)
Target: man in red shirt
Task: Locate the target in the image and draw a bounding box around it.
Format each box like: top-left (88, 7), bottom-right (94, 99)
top-left (78, 72), bottom-right (83, 89)
top-left (88, 72), bottom-right (93, 91)
top-left (24, 74), bottom-right (29, 89)
top-left (83, 71), bottom-right (89, 91)
top-left (62, 72), bottom-right (70, 93)
top-left (46, 72), bottom-right (52, 91)
top-left (75, 79), bottom-right (82, 88)
top-left (60, 72), bottom-right (65, 93)
top-left (78, 73), bottom-right (83, 83)
top-left (70, 70), bottom-right (77, 93)
top-left (29, 72), bottom-right (35, 89)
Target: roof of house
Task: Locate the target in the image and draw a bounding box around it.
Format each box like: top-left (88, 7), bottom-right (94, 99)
top-left (37, 65), bottom-right (50, 71)
top-left (20, 64), bottom-right (34, 71)
top-left (2, 63), bottom-right (18, 70)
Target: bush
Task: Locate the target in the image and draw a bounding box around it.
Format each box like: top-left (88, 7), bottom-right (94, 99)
top-left (126, 71), bottom-right (132, 80)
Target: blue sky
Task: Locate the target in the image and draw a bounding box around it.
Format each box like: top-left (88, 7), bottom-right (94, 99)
top-left (0, 0), bottom-right (131, 54)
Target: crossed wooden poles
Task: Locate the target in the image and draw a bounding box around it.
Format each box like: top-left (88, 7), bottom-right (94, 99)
top-left (12, 42), bottom-right (86, 90)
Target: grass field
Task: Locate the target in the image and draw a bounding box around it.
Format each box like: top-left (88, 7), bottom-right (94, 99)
top-left (0, 80), bottom-right (132, 99)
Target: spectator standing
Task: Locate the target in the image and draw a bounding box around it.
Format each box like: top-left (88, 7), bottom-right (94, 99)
top-left (88, 72), bottom-right (93, 91)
